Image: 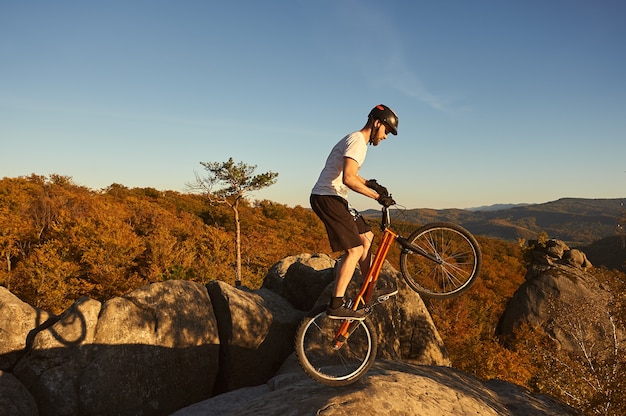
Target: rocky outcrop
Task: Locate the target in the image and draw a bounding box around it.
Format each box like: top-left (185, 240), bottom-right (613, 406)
top-left (263, 253), bottom-right (336, 311)
top-left (0, 370), bottom-right (38, 416)
top-left (172, 358), bottom-right (577, 416)
top-left (1, 252), bottom-right (573, 415)
top-left (265, 253), bottom-right (450, 365)
top-left (11, 280), bottom-right (219, 415)
top-left (496, 239), bottom-right (614, 352)
top-left (0, 286), bottom-right (52, 371)
top-left (526, 238), bottom-right (592, 272)
top-left (208, 281), bottom-right (304, 394)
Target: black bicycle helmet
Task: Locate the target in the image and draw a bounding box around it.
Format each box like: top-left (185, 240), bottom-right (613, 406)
top-left (368, 104), bottom-right (398, 135)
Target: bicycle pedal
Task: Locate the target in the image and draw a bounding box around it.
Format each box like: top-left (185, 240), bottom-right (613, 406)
top-left (366, 297), bottom-right (387, 307)
top-left (376, 290), bottom-right (398, 302)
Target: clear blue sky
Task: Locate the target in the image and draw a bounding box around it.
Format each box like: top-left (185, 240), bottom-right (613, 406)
top-left (2, 0), bottom-right (625, 209)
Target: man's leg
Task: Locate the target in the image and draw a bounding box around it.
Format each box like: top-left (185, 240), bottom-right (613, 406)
top-left (358, 231), bottom-right (374, 277)
top-left (333, 231), bottom-right (373, 298)
top-left (328, 244), bottom-right (367, 319)
top-left (333, 244), bottom-right (364, 298)
top-left (361, 229), bottom-right (398, 300)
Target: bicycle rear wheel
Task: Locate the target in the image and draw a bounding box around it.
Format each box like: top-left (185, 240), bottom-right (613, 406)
top-left (400, 222), bottom-right (481, 298)
top-left (294, 307), bottom-right (377, 386)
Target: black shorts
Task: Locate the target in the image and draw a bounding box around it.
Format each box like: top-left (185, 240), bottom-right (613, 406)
top-left (310, 194), bottom-right (371, 252)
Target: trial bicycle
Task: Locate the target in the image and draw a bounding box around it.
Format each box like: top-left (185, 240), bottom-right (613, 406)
top-left (294, 203), bottom-right (482, 386)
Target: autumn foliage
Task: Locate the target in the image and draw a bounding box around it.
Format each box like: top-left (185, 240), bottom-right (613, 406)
top-left (2, 174), bottom-right (625, 414)
top-left (0, 175), bottom-right (328, 313)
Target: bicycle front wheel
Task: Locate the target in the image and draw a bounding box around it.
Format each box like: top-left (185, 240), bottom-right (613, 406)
top-left (400, 222), bottom-right (482, 298)
top-left (294, 307), bottom-right (378, 386)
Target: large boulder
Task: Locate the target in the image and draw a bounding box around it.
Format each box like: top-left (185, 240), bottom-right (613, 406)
top-left (265, 254), bottom-right (450, 366)
top-left (527, 238), bottom-right (592, 272)
top-left (263, 253), bottom-right (335, 310)
top-left (562, 248), bottom-right (591, 269)
top-left (207, 281), bottom-right (304, 394)
top-left (380, 262), bottom-right (449, 365)
top-left (13, 280), bottom-right (219, 416)
top-left (0, 370), bottom-right (38, 416)
top-left (13, 296), bottom-right (102, 415)
top-left (172, 358), bottom-right (577, 416)
top-left (497, 241), bottom-right (611, 352)
top-left (0, 286), bottom-right (54, 371)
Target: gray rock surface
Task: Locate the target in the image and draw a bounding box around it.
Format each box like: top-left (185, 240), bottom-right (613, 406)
top-left (172, 358), bottom-right (576, 416)
top-left (496, 239), bottom-right (613, 352)
top-left (264, 254), bottom-right (450, 365)
top-left (207, 280), bottom-right (304, 394)
top-left (0, 370), bottom-right (38, 416)
top-left (13, 280), bottom-right (219, 415)
top-left (0, 286), bottom-right (53, 370)
top-left (1, 253), bottom-right (577, 415)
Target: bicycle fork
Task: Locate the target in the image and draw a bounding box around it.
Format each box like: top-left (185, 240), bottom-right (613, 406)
top-left (332, 228), bottom-right (397, 350)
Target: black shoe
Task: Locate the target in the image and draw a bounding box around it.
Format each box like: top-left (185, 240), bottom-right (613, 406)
top-left (326, 305), bottom-right (366, 320)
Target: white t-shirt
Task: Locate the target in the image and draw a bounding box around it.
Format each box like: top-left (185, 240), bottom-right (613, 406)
top-left (311, 131), bottom-right (367, 199)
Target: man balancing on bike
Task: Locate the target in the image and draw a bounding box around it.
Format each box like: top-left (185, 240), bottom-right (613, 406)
top-left (310, 104), bottom-right (399, 320)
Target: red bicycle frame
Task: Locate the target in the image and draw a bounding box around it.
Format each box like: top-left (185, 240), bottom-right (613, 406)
top-left (332, 223), bottom-right (398, 349)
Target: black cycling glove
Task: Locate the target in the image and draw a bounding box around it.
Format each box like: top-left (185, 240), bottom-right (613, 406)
top-left (377, 195), bottom-right (396, 207)
top-left (366, 179), bottom-right (395, 207)
top-left (365, 179), bottom-right (388, 197)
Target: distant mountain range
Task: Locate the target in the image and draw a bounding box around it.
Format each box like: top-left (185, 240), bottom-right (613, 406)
top-left (365, 198), bottom-right (625, 247)
top-left (464, 203), bottom-right (532, 212)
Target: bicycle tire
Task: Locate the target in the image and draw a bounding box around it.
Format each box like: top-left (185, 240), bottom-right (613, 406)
top-left (294, 306), bottom-right (378, 386)
top-left (400, 222), bottom-right (482, 299)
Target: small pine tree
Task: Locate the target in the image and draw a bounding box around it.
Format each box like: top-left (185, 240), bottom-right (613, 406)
top-left (188, 158), bottom-right (278, 286)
